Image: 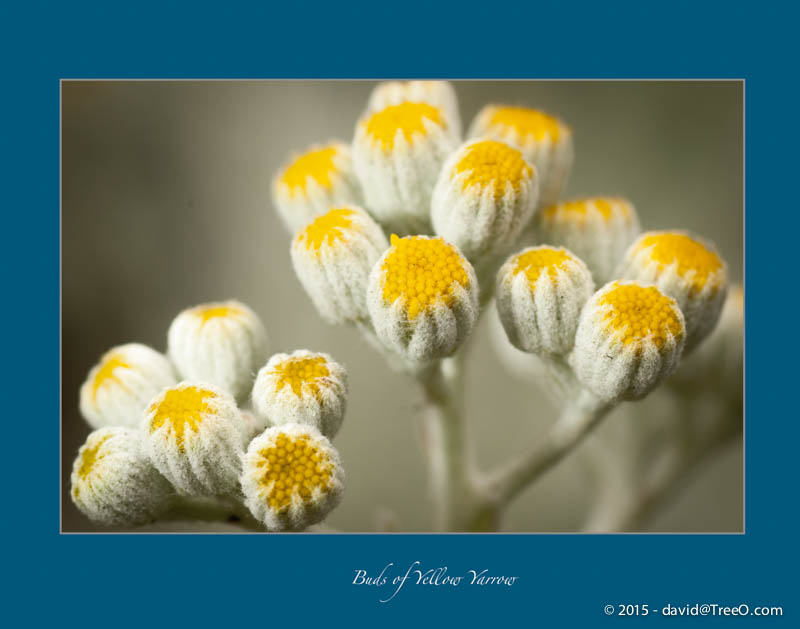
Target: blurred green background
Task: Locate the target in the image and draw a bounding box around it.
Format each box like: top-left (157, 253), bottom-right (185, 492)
top-left (62, 81), bottom-right (742, 532)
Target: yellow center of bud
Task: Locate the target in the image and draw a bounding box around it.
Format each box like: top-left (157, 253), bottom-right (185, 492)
top-left (270, 356), bottom-right (330, 397)
top-left (91, 353), bottom-right (130, 401)
top-left (196, 304), bottom-right (243, 324)
top-left (488, 106), bottom-right (564, 142)
top-left (76, 435), bottom-right (111, 482)
top-left (513, 247), bottom-right (572, 286)
top-left (297, 208), bottom-right (356, 254)
top-left (541, 198), bottom-right (631, 225)
top-left (599, 283), bottom-right (683, 349)
top-left (149, 386), bottom-right (216, 450)
top-left (280, 146), bottom-right (338, 196)
top-left (257, 432), bottom-right (333, 511)
top-left (454, 140), bottom-right (532, 200)
top-left (636, 233), bottom-right (724, 295)
top-left (382, 235), bottom-right (470, 320)
top-left (364, 102), bottom-right (443, 150)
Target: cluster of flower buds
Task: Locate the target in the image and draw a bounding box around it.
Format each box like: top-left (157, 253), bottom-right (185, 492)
top-left (73, 300), bottom-right (347, 531)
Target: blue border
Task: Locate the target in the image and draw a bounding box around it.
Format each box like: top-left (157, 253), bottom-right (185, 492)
top-left (2, 1), bottom-right (795, 625)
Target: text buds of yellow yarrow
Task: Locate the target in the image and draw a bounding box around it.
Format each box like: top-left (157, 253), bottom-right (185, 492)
top-left (143, 382), bottom-right (250, 497)
top-left (352, 102), bottom-right (460, 234)
top-left (291, 205), bottom-right (389, 325)
top-left (569, 281), bottom-right (686, 402)
top-left (367, 235), bottom-right (478, 366)
top-left (252, 350), bottom-right (348, 439)
top-left (80, 343), bottom-right (177, 430)
top-left (71, 426), bottom-right (174, 527)
top-left (496, 246), bottom-right (595, 356)
top-left (468, 105), bottom-right (573, 209)
top-left (367, 80), bottom-right (462, 137)
top-left (272, 141), bottom-right (362, 232)
top-left (167, 300), bottom-right (269, 402)
top-left (241, 424), bottom-right (345, 531)
top-left (431, 139), bottom-right (539, 261)
top-left (534, 197), bottom-right (641, 285)
top-left (616, 230), bottom-right (728, 352)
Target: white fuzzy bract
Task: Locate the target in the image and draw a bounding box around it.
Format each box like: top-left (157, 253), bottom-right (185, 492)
top-left (534, 197), bottom-right (641, 285)
top-left (272, 141), bottom-right (362, 232)
top-left (291, 205), bottom-right (389, 324)
top-left (468, 104), bottom-right (572, 209)
top-left (252, 350), bottom-right (348, 439)
top-left (569, 281), bottom-right (686, 402)
top-left (142, 382), bottom-right (250, 497)
top-left (431, 139), bottom-right (539, 261)
top-left (352, 102), bottom-right (460, 234)
top-left (240, 424), bottom-right (345, 531)
top-left (615, 230), bottom-right (728, 352)
top-left (367, 80), bottom-right (462, 136)
top-left (496, 246), bottom-right (594, 356)
top-left (167, 300), bottom-right (268, 402)
top-left (79, 343), bottom-right (177, 429)
top-left (71, 427), bottom-right (173, 527)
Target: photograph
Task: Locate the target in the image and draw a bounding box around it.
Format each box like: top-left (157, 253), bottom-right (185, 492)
top-left (62, 80), bottom-right (743, 533)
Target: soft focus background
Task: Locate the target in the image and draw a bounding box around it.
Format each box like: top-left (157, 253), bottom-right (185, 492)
top-left (62, 81), bottom-right (743, 532)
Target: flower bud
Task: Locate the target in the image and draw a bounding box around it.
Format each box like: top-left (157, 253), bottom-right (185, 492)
top-left (496, 246), bottom-right (594, 355)
top-left (570, 281), bottom-right (685, 402)
top-left (291, 205), bottom-right (389, 324)
top-left (468, 105), bottom-right (572, 208)
top-left (352, 102), bottom-right (459, 234)
top-left (272, 141), bottom-right (362, 232)
top-left (616, 231), bottom-right (728, 351)
top-left (240, 424), bottom-right (345, 531)
top-left (143, 382), bottom-right (250, 497)
top-left (367, 80), bottom-right (461, 136)
top-left (431, 139), bottom-right (538, 260)
top-left (167, 300), bottom-right (268, 401)
top-left (71, 427), bottom-right (173, 527)
top-left (367, 235), bottom-right (478, 366)
top-left (252, 350), bottom-right (348, 439)
top-left (79, 343), bottom-right (177, 429)
top-left (534, 197), bottom-right (640, 284)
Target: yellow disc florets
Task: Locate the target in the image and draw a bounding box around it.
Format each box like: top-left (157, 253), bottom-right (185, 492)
top-left (364, 102), bottom-right (443, 150)
top-left (148, 386), bottom-right (215, 450)
top-left (513, 247), bottom-right (572, 287)
top-left (297, 208), bottom-right (356, 254)
top-left (280, 145), bottom-right (339, 195)
top-left (193, 303), bottom-right (244, 324)
top-left (541, 197), bottom-right (632, 225)
top-left (270, 355), bottom-right (330, 397)
top-left (455, 140), bottom-right (532, 199)
top-left (636, 232), bottom-right (724, 295)
top-left (75, 434), bottom-right (111, 485)
top-left (599, 283), bottom-right (683, 349)
top-left (257, 432), bottom-right (334, 511)
top-left (382, 235), bottom-right (470, 319)
top-left (488, 106), bottom-right (564, 142)
top-left (91, 353), bottom-right (130, 401)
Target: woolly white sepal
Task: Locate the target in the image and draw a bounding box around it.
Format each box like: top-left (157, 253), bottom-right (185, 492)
top-left (167, 300), bottom-right (268, 402)
top-left (272, 141), bottom-right (362, 232)
top-left (615, 231), bottom-right (728, 352)
top-left (352, 102), bottom-right (459, 234)
top-left (534, 197), bottom-right (641, 285)
top-left (569, 281), bottom-right (686, 402)
top-left (79, 343), bottom-right (177, 430)
top-left (240, 424), bottom-right (345, 531)
top-left (467, 104), bottom-right (572, 208)
top-left (71, 427), bottom-right (173, 527)
top-left (496, 246), bottom-right (594, 356)
top-left (252, 350), bottom-right (348, 439)
top-left (142, 382), bottom-right (250, 497)
top-left (291, 205), bottom-right (389, 325)
top-left (367, 80), bottom-right (462, 137)
top-left (431, 139), bottom-right (539, 261)
top-left (366, 235), bottom-right (479, 366)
